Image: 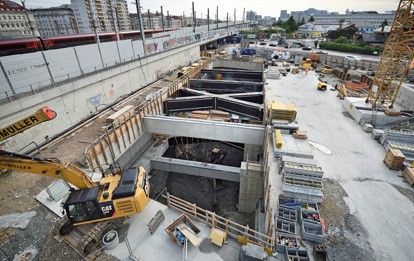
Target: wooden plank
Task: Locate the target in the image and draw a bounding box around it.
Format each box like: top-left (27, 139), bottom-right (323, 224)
top-left (178, 226), bottom-right (202, 246)
top-left (106, 105), bottom-right (134, 122)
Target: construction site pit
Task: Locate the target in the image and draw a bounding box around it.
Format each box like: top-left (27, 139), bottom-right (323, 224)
top-left (149, 138), bottom-right (255, 227)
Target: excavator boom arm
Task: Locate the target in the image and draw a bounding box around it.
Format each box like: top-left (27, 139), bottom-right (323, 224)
top-left (0, 150), bottom-right (95, 189)
top-left (0, 106), bottom-right (57, 142)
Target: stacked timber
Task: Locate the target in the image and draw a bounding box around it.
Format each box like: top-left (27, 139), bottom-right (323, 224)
top-left (403, 167), bottom-right (414, 186)
top-left (189, 111), bottom-right (209, 120)
top-left (293, 130), bottom-right (308, 139)
top-left (275, 130), bottom-right (283, 149)
top-left (383, 148), bottom-right (405, 170)
top-left (210, 110), bottom-right (231, 121)
top-left (106, 105), bottom-right (135, 126)
top-left (268, 101), bottom-right (297, 122)
top-left (291, 67), bottom-right (300, 74)
top-left (321, 67), bottom-right (333, 74)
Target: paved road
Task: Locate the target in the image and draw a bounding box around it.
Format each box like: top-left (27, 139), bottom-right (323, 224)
top-left (250, 42), bottom-right (381, 62)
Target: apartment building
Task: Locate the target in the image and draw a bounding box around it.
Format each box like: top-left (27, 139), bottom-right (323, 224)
top-left (70, 0), bottom-right (131, 34)
top-left (33, 7), bottom-right (78, 37)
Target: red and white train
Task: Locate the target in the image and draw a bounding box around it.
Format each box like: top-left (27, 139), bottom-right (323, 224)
top-left (0, 28), bottom-right (176, 56)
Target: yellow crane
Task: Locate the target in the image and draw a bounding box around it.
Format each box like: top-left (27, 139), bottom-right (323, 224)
top-left (366, 0), bottom-right (414, 108)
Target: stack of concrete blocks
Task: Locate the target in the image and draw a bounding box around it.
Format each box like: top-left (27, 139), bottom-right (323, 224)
top-left (363, 123), bottom-right (374, 133)
top-left (379, 129), bottom-right (414, 161)
top-left (299, 208), bottom-right (325, 244)
top-left (284, 249), bottom-right (310, 261)
top-left (266, 66), bottom-right (281, 79)
top-left (275, 205), bottom-right (300, 253)
top-left (281, 157), bottom-right (324, 203)
top-left (395, 85), bottom-right (414, 111)
top-left (371, 129), bottom-right (385, 140)
top-left (342, 97), bottom-right (411, 128)
top-left (275, 233), bottom-right (299, 253)
top-left (276, 218), bottom-right (296, 234)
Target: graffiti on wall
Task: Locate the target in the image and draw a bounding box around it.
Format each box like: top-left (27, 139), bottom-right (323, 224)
top-left (146, 43), bottom-right (158, 53)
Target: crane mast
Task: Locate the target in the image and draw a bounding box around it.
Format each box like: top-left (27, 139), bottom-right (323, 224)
top-left (366, 0), bottom-right (414, 108)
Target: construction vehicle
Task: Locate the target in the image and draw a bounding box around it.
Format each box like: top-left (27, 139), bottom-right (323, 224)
top-left (299, 58), bottom-right (313, 69)
top-left (317, 82), bottom-right (327, 91)
top-left (0, 149), bottom-right (149, 253)
top-left (308, 53), bottom-right (319, 62)
top-left (0, 106), bottom-right (57, 142)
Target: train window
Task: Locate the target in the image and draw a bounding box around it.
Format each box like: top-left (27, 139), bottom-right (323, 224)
top-left (0, 44), bottom-right (28, 51)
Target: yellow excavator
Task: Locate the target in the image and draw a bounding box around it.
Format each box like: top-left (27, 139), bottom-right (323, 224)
top-left (0, 150), bottom-right (149, 236)
top-left (0, 107), bottom-right (57, 142)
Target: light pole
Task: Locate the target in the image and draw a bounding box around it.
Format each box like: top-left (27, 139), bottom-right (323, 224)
top-left (131, 0), bottom-right (147, 55)
top-left (21, 0), bottom-right (36, 37)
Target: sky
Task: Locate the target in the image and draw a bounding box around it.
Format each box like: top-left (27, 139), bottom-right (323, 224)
top-left (25, 0), bottom-right (399, 19)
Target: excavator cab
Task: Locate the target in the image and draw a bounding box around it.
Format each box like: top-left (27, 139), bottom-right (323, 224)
top-left (64, 187), bottom-right (110, 224)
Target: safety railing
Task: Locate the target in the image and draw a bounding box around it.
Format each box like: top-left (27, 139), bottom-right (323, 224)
top-left (163, 192), bottom-right (275, 253)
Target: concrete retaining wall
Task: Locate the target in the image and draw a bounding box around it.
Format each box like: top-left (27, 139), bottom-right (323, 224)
top-left (396, 84), bottom-right (414, 111)
top-left (0, 44), bottom-right (200, 153)
top-left (211, 59), bottom-right (264, 71)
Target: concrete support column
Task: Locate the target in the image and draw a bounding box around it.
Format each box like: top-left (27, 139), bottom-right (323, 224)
top-left (243, 144), bottom-right (263, 161)
top-left (238, 161), bottom-right (264, 213)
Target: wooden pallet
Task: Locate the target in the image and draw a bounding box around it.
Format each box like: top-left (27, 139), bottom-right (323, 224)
top-left (383, 148), bottom-right (405, 170)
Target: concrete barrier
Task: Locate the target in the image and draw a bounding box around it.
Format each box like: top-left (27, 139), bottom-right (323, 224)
top-left (0, 44), bottom-right (200, 153)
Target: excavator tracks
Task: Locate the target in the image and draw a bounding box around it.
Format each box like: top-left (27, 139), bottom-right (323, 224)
top-left (52, 216), bottom-right (125, 260)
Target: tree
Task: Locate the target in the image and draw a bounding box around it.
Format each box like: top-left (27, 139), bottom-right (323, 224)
top-left (338, 18), bottom-right (346, 23)
top-left (335, 36), bottom-right (348, 44)
top-left (381, 19), bottom-right (389, 31)
top-left (308, 16), bottom-right (315, 22)
top-left (286, 16), bottom-right (298, 32)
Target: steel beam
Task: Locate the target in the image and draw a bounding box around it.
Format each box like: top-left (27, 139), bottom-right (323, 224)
top-left (189, 79), bottom-right (263, 94)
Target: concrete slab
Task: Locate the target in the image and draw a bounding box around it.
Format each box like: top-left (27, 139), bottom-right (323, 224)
top-left (34, 182), bottom-right (67, 217)
top-left (144, 116), bottom-right (264, 145)
top-left (265, 70), bottom-right (414, 260)
top-left (105, 200), bottom-right (241, 261)
top-left (342, 97), bottom-right (412, 127)
top-left (151, 156), bottom-right (240, 182)
top-left (341, 180), bottom-right (414, 260)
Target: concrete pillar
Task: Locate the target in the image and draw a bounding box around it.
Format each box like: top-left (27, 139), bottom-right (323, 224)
top-left (243, 144), bottom-right (263, 161)
top-left (238, 161), bottom-right (264, 213)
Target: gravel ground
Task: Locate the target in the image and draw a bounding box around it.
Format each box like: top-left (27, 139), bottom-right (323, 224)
top-left (0, 205), bottom-right (80, 261)
top-left (320, 179), bottom-right (375, 261)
